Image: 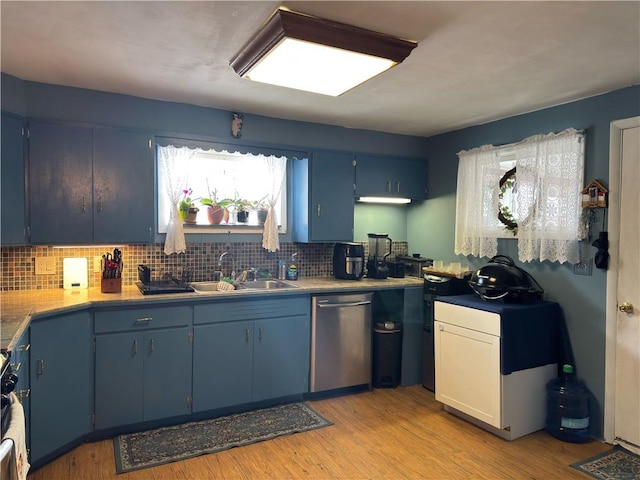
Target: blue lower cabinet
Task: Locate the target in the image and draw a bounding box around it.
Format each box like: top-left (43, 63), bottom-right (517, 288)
top-left (94, 326), bottom-right (192, 430)
top-left (29, 311), bottom-right (92, 464)
top-left (193, 321), bottom-right (253, 411)
top-left (192, 298), bottom-right (311, 413)
top-left (253, 315), bottom-right (310, 402)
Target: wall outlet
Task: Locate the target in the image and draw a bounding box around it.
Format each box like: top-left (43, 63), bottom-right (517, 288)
top-left (574, 259), bottom-right (593, 276)
top-left (94, 256), bottom-right (103, 273)
top-left (34, 257), bottom-right (56, 275)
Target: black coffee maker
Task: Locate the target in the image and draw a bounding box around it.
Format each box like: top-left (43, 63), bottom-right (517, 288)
top-left (333, 242), bottom-right (365, 280)
top-left (367, 233), bottom-right (392, 279)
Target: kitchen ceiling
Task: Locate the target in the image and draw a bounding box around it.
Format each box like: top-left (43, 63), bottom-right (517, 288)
top-left (1, 1), bottom-right (639, 137)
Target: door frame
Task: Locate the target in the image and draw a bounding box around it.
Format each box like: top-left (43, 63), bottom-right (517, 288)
top-left (603, 116), bottom-right (640, 443)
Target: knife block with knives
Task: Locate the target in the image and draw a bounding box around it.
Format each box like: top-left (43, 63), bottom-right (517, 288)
top-left (101, 248), bottom-right (123, 293)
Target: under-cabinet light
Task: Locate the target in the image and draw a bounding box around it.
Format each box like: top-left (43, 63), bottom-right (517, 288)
top-left (230, 8), bottom-right (417, 96)
top-left (358, 196), bottom-right (411, 204)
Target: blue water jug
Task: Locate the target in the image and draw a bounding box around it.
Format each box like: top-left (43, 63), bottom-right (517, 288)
top-left (545, 364), bottom-right (590, 443)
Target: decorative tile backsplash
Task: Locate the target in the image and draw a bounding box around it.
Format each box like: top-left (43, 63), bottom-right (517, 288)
top-left (1, 241), bottom-right (408, 291)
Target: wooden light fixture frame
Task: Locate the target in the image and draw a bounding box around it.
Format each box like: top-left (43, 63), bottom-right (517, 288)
top-left (230, 8), bottom-right (417, 78)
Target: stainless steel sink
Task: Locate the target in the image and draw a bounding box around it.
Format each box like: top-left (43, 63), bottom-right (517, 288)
top-left (190, 279), bottom-right (299, 293)
top-left (238, 280), bottom-right (299, 290)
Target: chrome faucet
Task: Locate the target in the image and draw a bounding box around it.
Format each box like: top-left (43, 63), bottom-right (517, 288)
top-left (218, 251), bottom-right (236, 280)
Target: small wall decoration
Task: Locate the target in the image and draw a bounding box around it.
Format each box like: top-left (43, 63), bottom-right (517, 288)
top-left (581, 179), bottom-right (608, 208)
top-left (231, 112), bottom-right (244, 138)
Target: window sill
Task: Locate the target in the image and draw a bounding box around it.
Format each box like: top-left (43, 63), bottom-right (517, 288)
top-left (162, 224), bottom-right (287, 235)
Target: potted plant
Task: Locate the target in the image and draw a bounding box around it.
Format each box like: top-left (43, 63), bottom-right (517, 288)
top-left (230, 194), bottom-right (251, 223)
top-left (200, 186), bottom-right (231, 225)
top-left (179, 188), bottom-right (199, 223)
top-left (252, 196), bottom-right (270, 225)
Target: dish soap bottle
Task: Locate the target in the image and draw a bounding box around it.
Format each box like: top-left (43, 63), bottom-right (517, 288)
top-left (286, 253), bottom-right (299, 280)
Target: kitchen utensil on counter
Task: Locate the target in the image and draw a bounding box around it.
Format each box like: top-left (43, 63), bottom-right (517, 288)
top-left (100, 249), bottom-right (123, 293)
top-left (396, 255), bottom-right (431, 277)
top-left (366, 233), bottom-right (392, 279)
top-left (136, 264), bottom-right (194, 295)
top-left (333, 242), bottom-right (365, 280)
top-left (386, 261), bottom-right (405, 278)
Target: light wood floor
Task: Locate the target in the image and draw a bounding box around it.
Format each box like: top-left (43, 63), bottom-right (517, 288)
top-left (28, 386), bottom-right (611, 480)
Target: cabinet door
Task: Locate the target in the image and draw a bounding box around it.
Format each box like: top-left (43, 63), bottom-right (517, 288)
top-left (355, 155), bottom-right (427, 199)
top-left (434, 321), bottom-right (501, 428)
top-left (1, 113), bottom-right (26, 245)
top-left (93, 127), bottom-right (153, 243)
top-left (253, 315), bottom-right (310, 401)
top-left (143, 327), bottom-right (192, 421)
top-left (94, 331), bottom-right (144, 430)
top-left (292, 151), bottom-right (354, 242)
top-left (30, 311), bottom-right (92, 463)
top-left (192, 321), bottom-right (253, 412)
top-left (28, 121), bottom-right (93, 243)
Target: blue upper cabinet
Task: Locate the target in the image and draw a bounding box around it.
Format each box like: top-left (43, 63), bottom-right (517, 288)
top-left (28, 121), bottom-right (154, 244)
top-left (292, 150), bottom-right (355, 242)
top-left (93, 127), bottom-right (154, 243)
top-left (355, 154), bottom-right (427, 199)
top-left (1, 112), bottom-right (27, 245)
top-left (28, 121), bottom-right (94, 244)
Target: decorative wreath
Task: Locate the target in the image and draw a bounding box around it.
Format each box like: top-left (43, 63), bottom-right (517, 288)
top-left (498, 167), bottom-right (518, 236)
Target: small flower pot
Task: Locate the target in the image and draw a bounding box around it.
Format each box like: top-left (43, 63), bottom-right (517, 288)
top-left (237, 210), bottom-right (249, 223)
top-left (257, 209), bottom-right (269, 225)
top-left (207, 206), bottom-right (225, 225)
top-left (181, 207), bottom-right (199, 223)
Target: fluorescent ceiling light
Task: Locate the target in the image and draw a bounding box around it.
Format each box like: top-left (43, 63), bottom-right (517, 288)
top-left (230, 8), bottom-right (417, 96)
top-left (358, 197), bottom-right (411, 204)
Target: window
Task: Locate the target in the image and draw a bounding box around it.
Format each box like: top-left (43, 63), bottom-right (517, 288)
top-left (157, 148), bottom-right (287, 232)
top-left (455, 128), bottom-right (585, 263)
top-left (156, 142), bottom-right (296, 255)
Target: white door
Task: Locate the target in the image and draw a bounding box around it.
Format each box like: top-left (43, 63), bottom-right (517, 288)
top-left (605, 117), bottom-right (640, 455)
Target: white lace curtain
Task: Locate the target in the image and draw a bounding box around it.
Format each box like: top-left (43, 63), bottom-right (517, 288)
top-left (514, 128), bottom-right (584, 263)
top-left (454, 146), bottom-right (502, 258)
top-left (455, 128), bottom-right (584, 263)
top-left (158, 145), bottom-right (193, 255)
top-left (262, 156), bottom-right (287, 252)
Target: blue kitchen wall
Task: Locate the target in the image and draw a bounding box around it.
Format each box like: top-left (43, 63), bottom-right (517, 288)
top-left (408, 85), bottom-right (640, 439)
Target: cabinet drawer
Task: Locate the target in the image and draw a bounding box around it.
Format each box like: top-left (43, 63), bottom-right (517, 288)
top-left (434, 301), bottom-right (500, 336)
top-left (194, 297), bottom-right (310, 324)
top-left (95, 306), bottom-right (192, 333)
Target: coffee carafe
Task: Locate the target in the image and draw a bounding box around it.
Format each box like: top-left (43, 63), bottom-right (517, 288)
top-left (367, 233), bottom-right (392, 279)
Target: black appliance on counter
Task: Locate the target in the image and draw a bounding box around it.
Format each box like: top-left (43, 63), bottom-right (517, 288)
top-left (136, 264), bottom-right (194, 295)
top-left (366, 233), bottom-right (392, 279)
top-left (468, 255), bottom-right (544, 303)
top-left (333, 242), bottom-right (365, 280)
top-left (385, 261), bottom-right (405, 278)
top-left (396, 255), bottom-right (432, 277)
top-left (422, 272), bottom-right (471, 392)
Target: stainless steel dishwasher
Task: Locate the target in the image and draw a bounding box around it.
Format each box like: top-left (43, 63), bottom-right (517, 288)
top-left (311, 293), bottom-right (373, 392)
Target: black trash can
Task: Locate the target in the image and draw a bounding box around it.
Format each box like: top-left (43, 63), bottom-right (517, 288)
top-left (373, 321), bottom-right (403, 388)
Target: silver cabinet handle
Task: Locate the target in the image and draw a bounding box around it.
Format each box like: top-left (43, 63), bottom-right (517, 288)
top-left (316, 204), bottom-right (321, 217)
top-left (396, 180), bottom-right (401, 192)
top-left (10, 362), bottom-right (22, 373)
top-left (37, 359), bottom-right (45, 376)
top-left (16, 389), bottom-right (30, 401)
top-left (149, 338), bottom-right (154, 353)
top-left (17, 344), bottom-right (30, 352)
top-left (259, 327), bottom-right (263, 342)
top-left (133, 340), bottom-right (138, 355)
top-left (81, 195), bottom-right (86, 211)
top-left (98, 195), bottom-right (103, 213)
top-left (245, 328), bottom-right (250, 343)
top-left (135, 317), bottom-right (152, 324)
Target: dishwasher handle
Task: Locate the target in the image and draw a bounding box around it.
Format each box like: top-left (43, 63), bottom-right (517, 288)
top-left (317, 300), bottom-right (372, 308)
